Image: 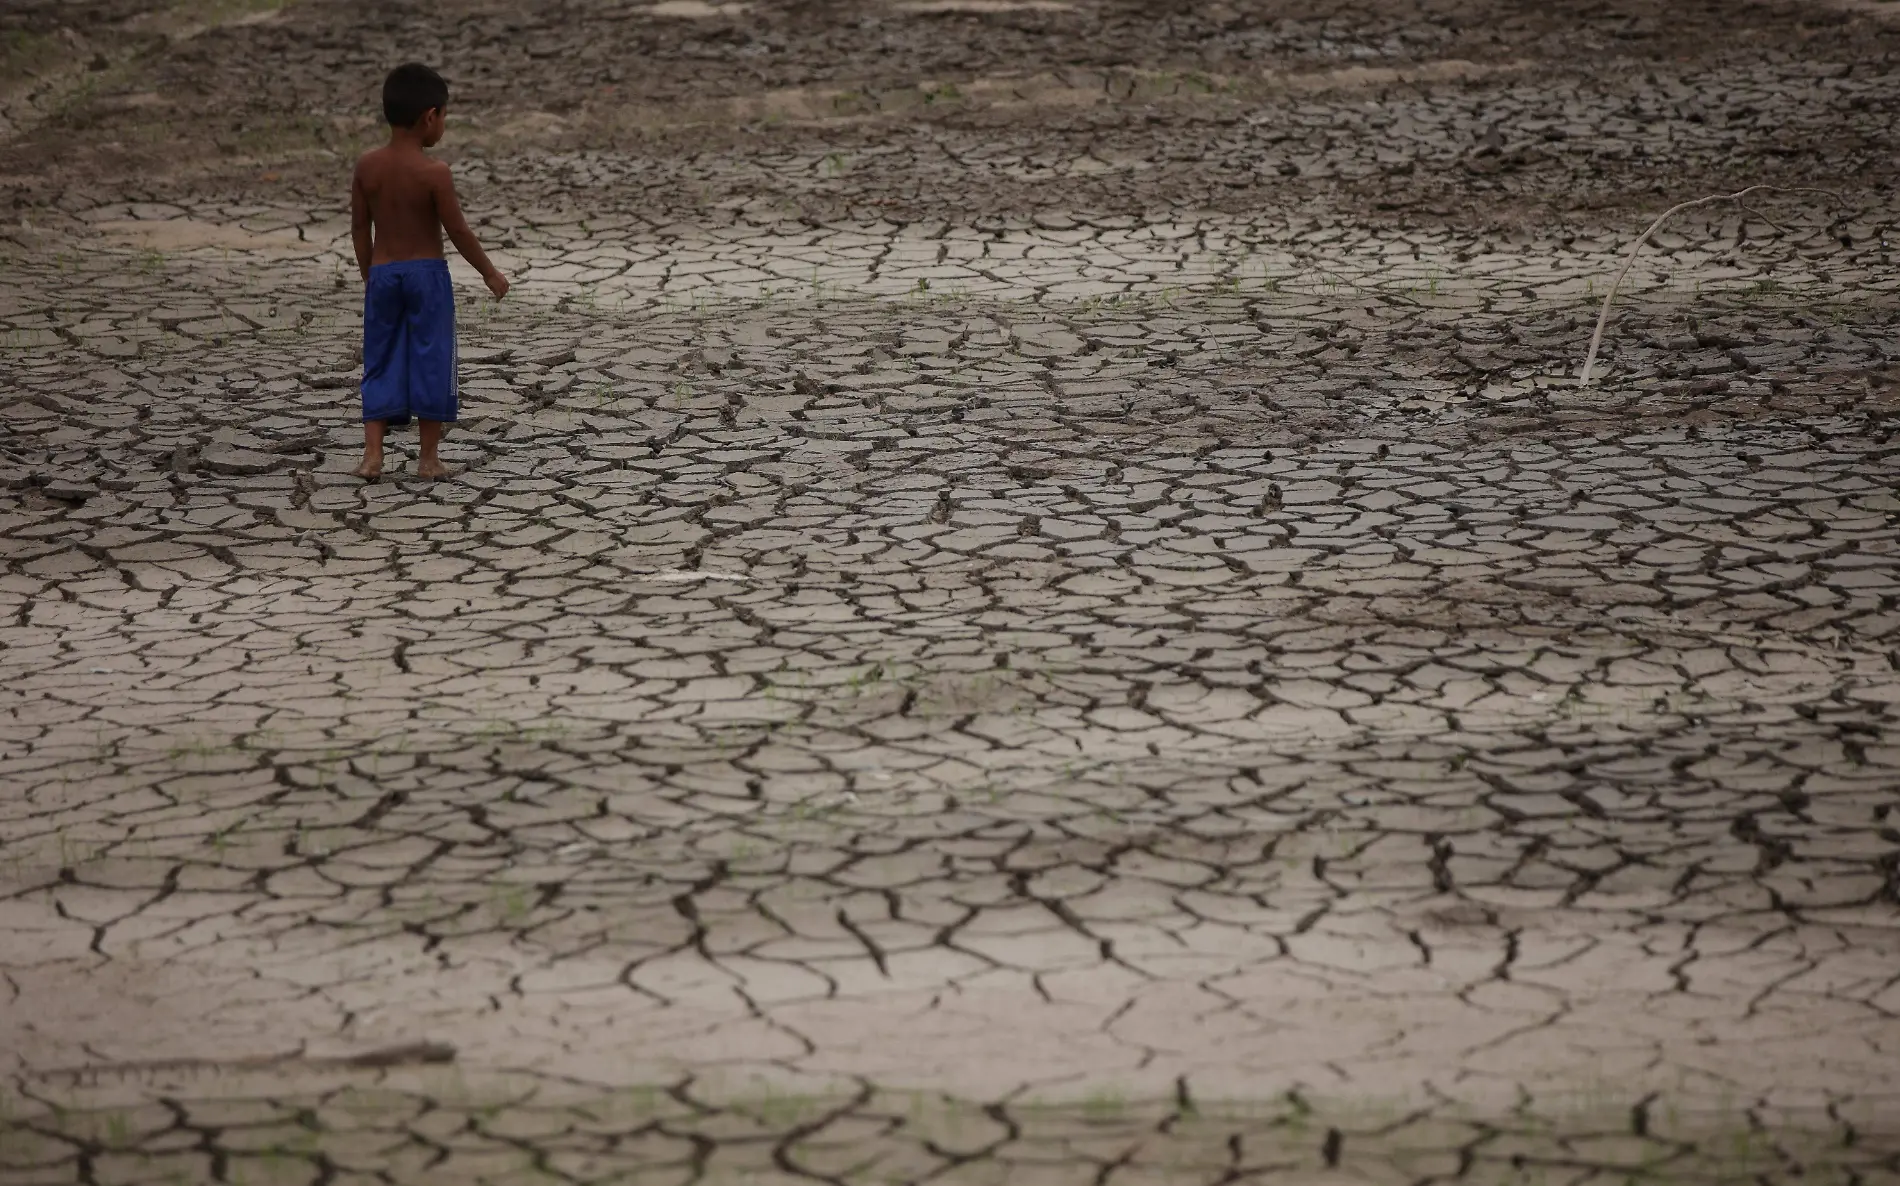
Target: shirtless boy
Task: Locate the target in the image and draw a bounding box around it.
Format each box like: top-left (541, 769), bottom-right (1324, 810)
top-left (350, 63), bottom-right (508, 480)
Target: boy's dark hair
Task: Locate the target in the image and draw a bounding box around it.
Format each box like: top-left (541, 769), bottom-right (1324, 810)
top-left (383, 63), bottom-right (448, 128)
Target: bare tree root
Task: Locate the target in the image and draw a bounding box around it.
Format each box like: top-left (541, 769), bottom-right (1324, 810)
top-left (1578, 185), bottom-right (1843, 388)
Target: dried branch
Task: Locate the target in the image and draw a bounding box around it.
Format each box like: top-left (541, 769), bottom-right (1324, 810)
top-left (1577, 185), bottom-right (1843, 388)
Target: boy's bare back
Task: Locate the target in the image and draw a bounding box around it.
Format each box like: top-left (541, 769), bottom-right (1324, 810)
top-left (353, 146), bottom-right (453, 267)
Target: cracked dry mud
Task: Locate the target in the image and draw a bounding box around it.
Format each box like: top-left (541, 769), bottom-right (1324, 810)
top-left (3, 0), bottom-right (1900, 1183)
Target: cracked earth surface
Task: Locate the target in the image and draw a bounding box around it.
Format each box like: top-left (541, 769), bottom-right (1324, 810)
top-left (3, 0), bottom-right (1900, 1182)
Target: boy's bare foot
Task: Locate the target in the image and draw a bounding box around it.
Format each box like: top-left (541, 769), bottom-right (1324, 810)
top-left (353, 458), bottom-right (384, 480)
top-left (415, 460), bottom-right (451, 481)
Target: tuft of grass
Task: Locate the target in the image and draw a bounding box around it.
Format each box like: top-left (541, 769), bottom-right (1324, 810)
top-left (55, 831), bottom-right (105, 870)
top-left (752, 1084), bottom-right (817, 1128)
top-left (102, 1108), bottom-right (131, 1148)
top-left (489, 884), bottom-right (533, 925)
top-left (166, 736), bottom-right (228, 763)
top-left (1081, 1086), bottom-right (1127, 1122)
top-left (195, 0), bottom-right (286, 20)
top-left (0, 30), bottom-right (60, 77)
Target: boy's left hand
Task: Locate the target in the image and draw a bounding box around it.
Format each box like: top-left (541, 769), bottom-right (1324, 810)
top-left (485, 271), bottom-right (510, 300)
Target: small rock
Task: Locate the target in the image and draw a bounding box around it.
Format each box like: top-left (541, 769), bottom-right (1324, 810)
top-left (199, 446), bottom-right (277, 476)
top-left (44, 480), bottom-right (97, 502)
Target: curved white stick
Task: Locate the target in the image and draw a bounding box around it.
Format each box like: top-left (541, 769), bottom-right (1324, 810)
top-left (1578, 185), bottom-right (1841, 388)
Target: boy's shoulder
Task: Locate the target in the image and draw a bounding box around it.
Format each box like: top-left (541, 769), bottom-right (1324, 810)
top-left (355, 145), bottom-right (452, 181)
top-left (353, 144), bottom-right (390, 180)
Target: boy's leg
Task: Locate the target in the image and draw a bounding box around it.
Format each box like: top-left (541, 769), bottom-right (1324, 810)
top-left (405, 261), bottom-right (458, 480)
top-left (361, 265), bottom-right (407, 478)
top-left (416, 419), bottom-right (447, 480)
top-left (355, 419), bottom-right (387, 479)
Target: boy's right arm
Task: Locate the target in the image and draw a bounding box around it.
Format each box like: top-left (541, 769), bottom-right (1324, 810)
top-left (350, 160), bottom-right (372, 281)
top-left (433, 163), bottom-right (508, 299)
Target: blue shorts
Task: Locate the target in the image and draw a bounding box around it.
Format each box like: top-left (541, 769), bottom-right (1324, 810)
top-left (361, 258), bottom-right (457, 425)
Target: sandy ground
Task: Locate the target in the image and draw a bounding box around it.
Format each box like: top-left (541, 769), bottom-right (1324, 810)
top-left (2, 1), bottom-right (1900, 1183)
